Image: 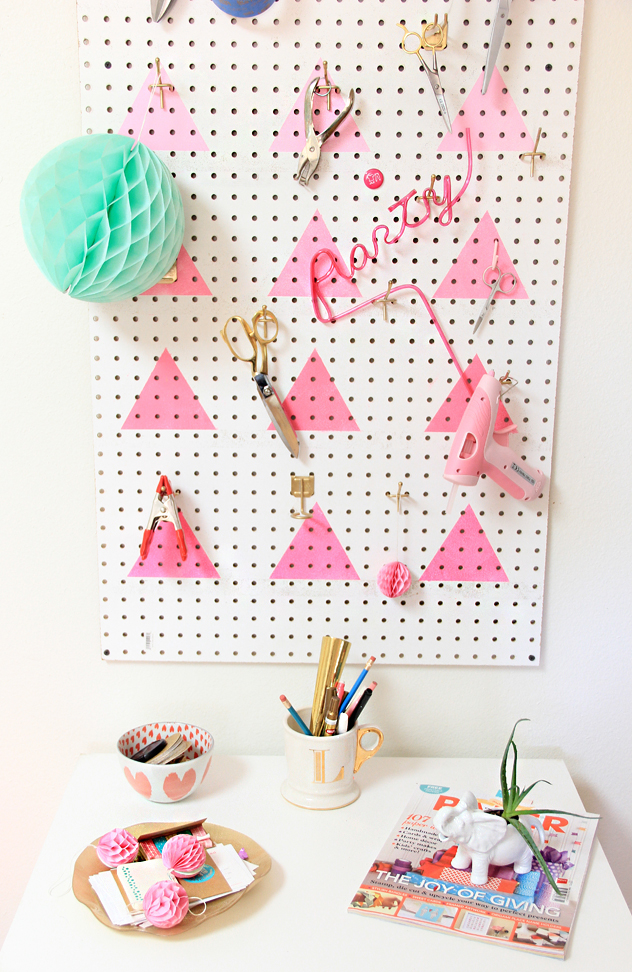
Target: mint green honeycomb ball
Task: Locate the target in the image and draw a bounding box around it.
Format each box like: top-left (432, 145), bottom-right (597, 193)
top-left (20, 134), bottom-right (184, 302)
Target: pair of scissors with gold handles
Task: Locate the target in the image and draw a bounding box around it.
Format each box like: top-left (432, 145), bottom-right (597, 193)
top-left (397, 17), bottom-right (452, 133)
top-left (221, 306), bottom-right (299, 458)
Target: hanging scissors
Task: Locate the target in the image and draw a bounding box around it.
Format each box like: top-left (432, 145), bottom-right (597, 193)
top-left (294, 77), bottom-right (356, 187)
top-left (473, 243), bottom-right (517, 334)
top-left (482, 0), bottom-right (513, 94)
top-left (397, 18), bottom-right (452, 134)
top-left (151, 0), bottom-right (179, 22)
top-left (221, 306), bottom-right (299, 458)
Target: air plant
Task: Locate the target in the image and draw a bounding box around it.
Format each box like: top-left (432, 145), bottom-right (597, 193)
top-left (498, 719), bottom-right (596, 895)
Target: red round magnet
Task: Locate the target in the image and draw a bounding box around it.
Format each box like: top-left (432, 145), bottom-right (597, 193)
top-left (364, 168), bottom-right (384, 189)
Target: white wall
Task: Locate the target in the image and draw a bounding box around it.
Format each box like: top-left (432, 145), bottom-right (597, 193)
top-left (1, 0), bottom-right (630, 945)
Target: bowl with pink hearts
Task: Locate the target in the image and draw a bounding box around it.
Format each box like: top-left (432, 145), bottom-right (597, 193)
top-left (117, 722), bottom-right (214, 803)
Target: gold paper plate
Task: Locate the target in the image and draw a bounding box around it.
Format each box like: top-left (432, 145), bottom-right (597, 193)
top-left (73, 821), bottom-right (271, 937)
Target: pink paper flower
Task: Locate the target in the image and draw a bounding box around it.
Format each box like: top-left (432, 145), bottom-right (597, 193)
top-left (377, 561), bottom-right (412, 597)
top-left (143, 880), bottom-right (189, 928)
top-left (161, 833), bottom-right (206, 878)
top-left (96, 828), bottom-right (139, 868)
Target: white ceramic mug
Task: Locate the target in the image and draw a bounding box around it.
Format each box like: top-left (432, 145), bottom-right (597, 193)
top-left (281, 707), bottom-right (384, 810)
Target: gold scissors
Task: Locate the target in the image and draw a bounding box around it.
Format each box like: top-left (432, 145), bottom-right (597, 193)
top-left (397, 18), bottom-right (451, 133)
top-left (221, 306), bottom-right (299, 458)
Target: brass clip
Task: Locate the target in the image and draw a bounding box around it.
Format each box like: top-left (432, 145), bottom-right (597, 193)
top-left (385, 481), bottom-right (410, 514)
top-left (290, 474), bottom-right (315, 520)
top-left (421, 14), bottom-right (449, 51)
top-left (519, 128), bottom-right (546, 178)
top-left (148, 57), bottom-right (174, 110)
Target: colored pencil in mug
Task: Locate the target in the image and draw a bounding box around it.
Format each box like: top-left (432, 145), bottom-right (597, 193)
top-left (280, 695), bottom-right (312, 736)
top-left (340, 656), bottom-right (376, 713)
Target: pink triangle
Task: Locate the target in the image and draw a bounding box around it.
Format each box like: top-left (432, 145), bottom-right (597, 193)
top-left (434, 212), bottom-right (528, 299)
top-left (270, 503), bottom-right (359, 580)
top-left (142, 246), bottom-right (212, 296)
top-left (122, 349), bottom-right (215, 430)
top-left (128, 512), bottom-right (219, 579)
top-left (270, 64), bottom-right (369, 154)
top-left (269, 349), bottom-right (359, 433)
top-left (426, 356), bottom-right (515, 436)
top-left (440, 69), bottom-right (534, 152)
top-left (420, 505), bottom-right (508, 582)
top-left (118, 66), bottom-right (209, 152)
top-left (269, 210), bottom-right (361, 300)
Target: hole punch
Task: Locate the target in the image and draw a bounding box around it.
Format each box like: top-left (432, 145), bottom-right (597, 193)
top-left (294, 75), bottom-right (355, 187)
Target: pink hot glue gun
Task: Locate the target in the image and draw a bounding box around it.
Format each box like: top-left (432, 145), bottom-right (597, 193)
top-left (444, 371), bottom-right (545, 506)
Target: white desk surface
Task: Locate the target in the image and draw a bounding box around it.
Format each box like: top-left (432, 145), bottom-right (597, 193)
top-left (2, 754), bottom-right (630, 971)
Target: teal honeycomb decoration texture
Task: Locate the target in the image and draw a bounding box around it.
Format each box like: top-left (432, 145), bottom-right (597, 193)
top-left (20, 133), bottom-right (185, 302)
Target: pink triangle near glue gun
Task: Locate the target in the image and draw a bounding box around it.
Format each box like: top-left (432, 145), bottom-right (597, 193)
top-left (444, 371), bottom-right (544, 506)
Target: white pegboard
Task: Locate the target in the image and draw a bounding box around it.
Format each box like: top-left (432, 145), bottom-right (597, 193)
top-left (78, 0), bottom-right (584, 664)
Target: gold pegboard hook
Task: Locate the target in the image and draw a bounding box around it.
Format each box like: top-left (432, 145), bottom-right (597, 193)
top-left (148, 57), bottom-right (174, 110)
top-left (290, 474), bottom-right (315, 520)
top-left (519, 128), bottom-right (546, 177)
top-left (385, 481), bottom-right (410, 514)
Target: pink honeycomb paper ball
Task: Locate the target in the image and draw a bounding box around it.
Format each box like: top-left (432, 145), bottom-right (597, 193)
top-left (377, 561), bottom-right (412, 597)
top-left (142, 880), bottom-right (189, 928)
top-left (161, 833), bottom-right (206, 878)
top-left (96, 828), bottom-right (139, 868)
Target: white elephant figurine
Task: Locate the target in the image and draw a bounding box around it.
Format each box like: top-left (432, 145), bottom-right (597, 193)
top-left (432, 791), bottom-right (544, 886)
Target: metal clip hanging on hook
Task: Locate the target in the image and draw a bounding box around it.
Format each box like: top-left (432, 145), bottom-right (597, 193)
top-left (385, 482), bottom-right (410, 515)
top-left (290, 474), bottom-right (315, 520)
top-left (148, 57), bottom-right (174, 109)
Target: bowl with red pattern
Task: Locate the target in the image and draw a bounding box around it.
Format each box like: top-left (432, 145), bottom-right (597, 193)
top-left (117, 722), bottom-right (214, 803)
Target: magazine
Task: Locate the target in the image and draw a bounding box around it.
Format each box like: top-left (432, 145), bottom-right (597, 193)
top-left (349, 783), bottom-right (598, 958)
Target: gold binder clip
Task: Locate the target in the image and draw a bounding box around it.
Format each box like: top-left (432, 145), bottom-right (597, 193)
top-left (148, 57), bottom-right (174, 110)
top-left (290, 474), bottom-right (315, 520)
